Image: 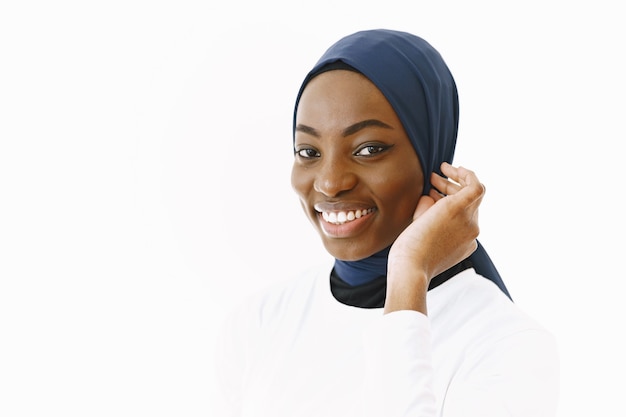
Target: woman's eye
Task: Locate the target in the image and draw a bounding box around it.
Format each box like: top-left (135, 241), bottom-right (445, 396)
top-left (355, 145), bottom-right (387, 156)
top-left (296, 148), bottom-right (320, 158)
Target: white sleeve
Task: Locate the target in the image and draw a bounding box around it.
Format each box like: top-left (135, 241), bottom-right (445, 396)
top-left (361, 310), bottom-right (437, 417)
top-left (443, 328), bottom-right (560, 417)
top-left (360, 310), bottom-right (559, 417)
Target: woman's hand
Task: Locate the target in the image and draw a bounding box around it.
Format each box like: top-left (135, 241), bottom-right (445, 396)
top-left (384, 163), bottom-right (485, 315)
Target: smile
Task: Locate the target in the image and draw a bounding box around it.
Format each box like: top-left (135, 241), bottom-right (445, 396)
top-left (319, 208), bottom-right (375, 225)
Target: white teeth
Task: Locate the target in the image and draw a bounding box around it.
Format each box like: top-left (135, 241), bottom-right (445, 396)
top-left (321, 208), bottom-right (373, 225)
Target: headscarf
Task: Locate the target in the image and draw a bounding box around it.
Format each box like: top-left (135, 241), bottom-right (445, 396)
top-left (292, 29), bottom-right (511, 299)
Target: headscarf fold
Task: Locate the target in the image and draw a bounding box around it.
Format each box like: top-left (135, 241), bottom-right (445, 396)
top-left (293, 29), bottom-right (511, 299)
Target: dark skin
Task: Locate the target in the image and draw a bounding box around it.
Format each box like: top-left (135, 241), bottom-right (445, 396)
top-left (292, 70), bottom-right (484, 315)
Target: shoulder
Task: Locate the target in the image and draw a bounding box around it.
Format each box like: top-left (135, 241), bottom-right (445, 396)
top-left (429, 269), bottom-right (560, 415)
top-left (429, 268), bottom-right (557, 352)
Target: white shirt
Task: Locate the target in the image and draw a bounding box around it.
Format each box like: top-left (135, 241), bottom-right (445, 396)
top-left (215, 262), bottom-right (559, 417)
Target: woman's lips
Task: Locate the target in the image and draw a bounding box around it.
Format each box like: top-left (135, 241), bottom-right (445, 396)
top-left (316, 207), bottom-right (376, 237)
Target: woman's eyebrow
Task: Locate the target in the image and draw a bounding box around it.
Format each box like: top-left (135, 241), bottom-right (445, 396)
top-left (295, 119), bottom-right (393, 138)
top-left (295, 124), bottom-right (320, 137)
top-left (342, 119), bottom-right (393, 137)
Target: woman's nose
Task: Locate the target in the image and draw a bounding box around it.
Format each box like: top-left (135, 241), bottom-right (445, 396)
top-left (313, 157), bottom-right (358, 197)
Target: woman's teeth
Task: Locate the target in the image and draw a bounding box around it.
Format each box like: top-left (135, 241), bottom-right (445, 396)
top-left (321, 208), bottom-right (374, 225)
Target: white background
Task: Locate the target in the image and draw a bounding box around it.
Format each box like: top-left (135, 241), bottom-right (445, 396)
top-left (1, 1), bottom-right (624, 416)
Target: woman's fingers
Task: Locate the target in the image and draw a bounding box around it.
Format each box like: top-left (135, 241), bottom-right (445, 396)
top-left (430, 163), bottom-right (485, 204)
top-left (430, 172), bottom-right (457, 196)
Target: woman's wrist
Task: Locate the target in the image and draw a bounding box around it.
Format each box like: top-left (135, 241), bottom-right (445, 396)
top-left (383, 269), bottom-right (429, 315)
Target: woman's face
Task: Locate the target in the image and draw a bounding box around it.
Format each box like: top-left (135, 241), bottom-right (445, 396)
top-left (292, 70), bottom-right (424, 261)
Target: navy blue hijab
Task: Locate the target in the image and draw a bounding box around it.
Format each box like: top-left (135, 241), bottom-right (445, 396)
top-left (292, 29), bottom-right (511, 300)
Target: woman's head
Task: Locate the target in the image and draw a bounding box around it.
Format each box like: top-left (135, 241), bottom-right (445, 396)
top-left (292, 69), bottom-right (423, 261)
top-left (291, 29), bottom-right (459, 261)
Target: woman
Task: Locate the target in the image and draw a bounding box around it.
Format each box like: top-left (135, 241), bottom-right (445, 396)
top-left (215, 29), bottom-right (559, 416)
